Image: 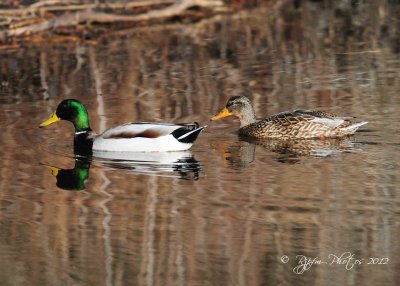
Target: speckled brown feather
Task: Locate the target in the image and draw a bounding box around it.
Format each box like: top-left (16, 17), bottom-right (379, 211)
top-left (212, 96), bottom-right (367, 139)
top-left (239, 110), bottom-right (358, 139)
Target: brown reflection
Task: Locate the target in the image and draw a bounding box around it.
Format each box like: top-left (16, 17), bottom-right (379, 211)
top-left (216, 137), bottom-right (365, 168)
top-left (211, 139), bottom-right (256, 169)
top-left (1, 1), bottom-right (400, 286)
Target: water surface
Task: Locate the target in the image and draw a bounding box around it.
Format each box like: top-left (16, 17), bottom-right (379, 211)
top-left (1, 1), bottom-right (400, 285)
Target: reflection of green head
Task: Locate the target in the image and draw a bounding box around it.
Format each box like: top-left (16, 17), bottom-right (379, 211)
top-left (46, 160), bottom-right (90, 191)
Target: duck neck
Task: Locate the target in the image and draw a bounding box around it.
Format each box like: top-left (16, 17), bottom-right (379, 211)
top-left (70, 103), bottom-right (93, 155)
top-left (74, 131), bottom-right (94, 156)
top-left (73, 114), bottom-right (91, 132)
top-left (68, 100), bottom-right (91, 132)
top-left (238, 106), bottom-right (257, 127)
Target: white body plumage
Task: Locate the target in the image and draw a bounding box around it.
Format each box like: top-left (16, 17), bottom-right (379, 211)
top-left (92, 122), bottom-right (205, 152)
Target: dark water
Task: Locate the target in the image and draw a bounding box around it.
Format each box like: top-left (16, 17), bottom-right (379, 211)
top-left (1, 1), bottom-right (400, 285)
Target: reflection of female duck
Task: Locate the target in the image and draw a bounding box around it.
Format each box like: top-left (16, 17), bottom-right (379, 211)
top-left (249, 137), bottom-right (362, 158)
top-left (217, 137), bottom-right (363, 168)
top-left (212, 96), bottom-right (368, 139)
top-left (40, 99), bottom-right (206, 155)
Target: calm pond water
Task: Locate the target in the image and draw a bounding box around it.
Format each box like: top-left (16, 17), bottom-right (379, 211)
top-left (1, 1), bottom-right (400, 286)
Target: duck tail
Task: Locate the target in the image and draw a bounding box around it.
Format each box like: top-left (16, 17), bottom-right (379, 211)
top-left (172, 126), bottom-right (207, 144)
top-left (342, 121), bottom-right (368, 134)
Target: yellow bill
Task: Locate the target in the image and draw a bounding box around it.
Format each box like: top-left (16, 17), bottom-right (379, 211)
top-left (39, 112), bottom-right (60, 127)
top-left (45, 165), bottom-right (60, 177)
top-left (211, 107), bottom-right (233, 121)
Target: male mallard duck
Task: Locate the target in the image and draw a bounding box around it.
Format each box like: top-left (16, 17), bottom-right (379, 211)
top-left (39, 99), bottom-right (206, 155)
top-left (211, 96), bottom-right (368, 139)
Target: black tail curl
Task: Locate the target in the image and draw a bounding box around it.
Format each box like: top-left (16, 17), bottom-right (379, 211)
top-left (171, 125), bottom-right (206, 144)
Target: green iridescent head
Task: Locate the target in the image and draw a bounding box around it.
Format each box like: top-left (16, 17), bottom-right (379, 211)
top-left (39, 99), bottom-right (91, 132)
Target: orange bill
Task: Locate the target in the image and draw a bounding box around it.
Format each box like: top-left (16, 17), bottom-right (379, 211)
top-left (211, 107), bottom-right (233, 121)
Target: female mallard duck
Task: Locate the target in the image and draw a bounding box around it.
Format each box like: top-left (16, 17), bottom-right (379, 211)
top-left (211, 96), bottom-right (368, 139)
top-left (39, 99), bottom-right (206, 155)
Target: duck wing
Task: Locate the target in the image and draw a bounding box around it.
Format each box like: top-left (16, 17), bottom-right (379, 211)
top-left (242, 110), bottom-right (366, 139)
top-left (262, 110), bottom-right (347, 129)
top-left (101, 122), bottom-right (200, 139)
top-left (95, 122), bottom-right (205, 152)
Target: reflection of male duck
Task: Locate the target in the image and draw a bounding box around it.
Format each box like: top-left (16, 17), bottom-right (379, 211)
top-left (216, 137), bottom-right (364, 168)
top-left (46, 159), bottom-right (90, 191)
top-left (45, 151), bottom-right (201, 190)
top-left (97, 151), bottom-right (201, 180)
